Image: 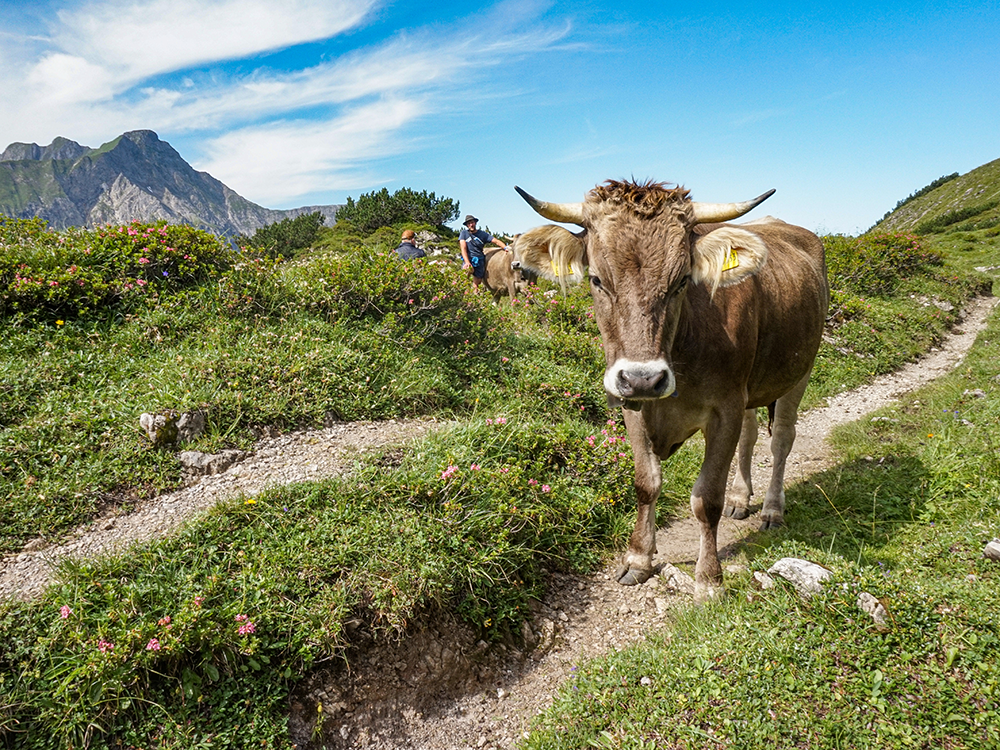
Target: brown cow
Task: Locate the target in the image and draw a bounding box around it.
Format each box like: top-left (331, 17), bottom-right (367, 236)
top-left (514, 180), bottom-right (829, 601)
top-left (483, 247), bottom-right (527, 304)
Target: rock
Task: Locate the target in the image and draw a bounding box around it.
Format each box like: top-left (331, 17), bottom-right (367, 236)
top-left (753, 571), bottom-right (775, 589)
top-left (141, 409), bottom-right (205, 447)
top-left (175, 410), bottom-right (206, 442)
top-left (963, 389), bottom-right (987, 399)
top-left (857, 591), bottom-right (889, 626)
top-left (767, 557), bottom-right (831, 597)
top-left (140, 411), bottom-right (178, 447)
top-left (177, 449), bottom-right (245, 477)
top-left (520, 620), bottom-right (539, 651)
top-left (659, 563), bottom-right (695, 595)
top-left (984, 539), bottom-right (1000, 561)
top-left (531, 618), bottom-right (557, 660)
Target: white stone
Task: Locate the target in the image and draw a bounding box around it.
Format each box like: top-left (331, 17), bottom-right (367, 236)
top-left (767, 557), bottom-right (831, 597)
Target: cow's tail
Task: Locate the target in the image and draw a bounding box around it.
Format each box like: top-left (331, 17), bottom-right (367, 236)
top-left (767, 401), bottom-right (776, 436)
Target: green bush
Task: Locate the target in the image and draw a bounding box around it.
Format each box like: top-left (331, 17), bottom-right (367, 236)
top-left (825, 232), bottom-right (943, 297)
top-left (0, 217), bottom-right (236, 319)
top-left (336, 187), bottom-right (460, 233)
top-left (235, 211), bottom-right (326, 258)
top-left (915, 200), bottom-right (1000, 235)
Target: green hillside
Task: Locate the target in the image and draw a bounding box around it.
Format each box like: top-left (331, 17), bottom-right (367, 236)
top-left (876, 157), bottom-right (1000, 235)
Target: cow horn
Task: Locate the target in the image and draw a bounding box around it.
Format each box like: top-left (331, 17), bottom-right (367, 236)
top-left (515, 186), bottom-right (585, 226)
top-left (690, 189), bottom-right (776, 224)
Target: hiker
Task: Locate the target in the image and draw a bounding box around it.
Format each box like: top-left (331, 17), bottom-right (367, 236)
top-left (394, 229), bottom-right (426, 260)
top-left (459, 214), bottom-right (507, 291)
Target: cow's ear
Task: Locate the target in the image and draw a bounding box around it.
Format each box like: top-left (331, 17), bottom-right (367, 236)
top-left (690, 226), bottom-right (768, 296)
top-left (512, 225), bottom-right (587, 285)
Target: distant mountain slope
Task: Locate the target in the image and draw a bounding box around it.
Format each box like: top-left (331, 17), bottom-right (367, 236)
top-left (875, 158), bottom-right (1000, 235)
top-left (0, 130), bottom-right (339, 238)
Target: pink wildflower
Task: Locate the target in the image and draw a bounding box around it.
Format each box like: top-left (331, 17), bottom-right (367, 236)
top-left (192, 596), bottom-right (204, 607)
top-left (235, 614), bottom-right (256, 635)
top-left (98, 639), bottom-right (114, 654)
top-left (470, 463), bottom-right (481, 471)
top-left (158, 616), bottom-right (172, 627)
top-left (138, 257), bottom-right (150, 264)
top-left (146, 638), bottom-right (161, 651)
top-left (59, 605), bottom-right (72, 619)
top-left (441, 465), bottom-right (459, 480)
top-left (528, 479), bottom-right (538, 486)
top-left (542, 485), bottom-right (551, 493)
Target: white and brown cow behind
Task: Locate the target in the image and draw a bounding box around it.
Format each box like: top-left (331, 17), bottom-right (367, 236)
top-left (514, 180), bottom-right (829, 601)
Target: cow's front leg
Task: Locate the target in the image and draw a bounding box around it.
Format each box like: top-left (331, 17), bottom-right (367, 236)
top-left (692, 410), bottom-right (743, 601)
top-left (724, 407), bottom-right (758, 520)
top-left (616, 428), bottom-right (661, 586)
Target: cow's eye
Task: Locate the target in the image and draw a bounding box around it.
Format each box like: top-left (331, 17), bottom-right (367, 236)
top-left (589, 275), bottom-right (604, 290)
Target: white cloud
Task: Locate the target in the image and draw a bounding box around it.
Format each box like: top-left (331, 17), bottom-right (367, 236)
top-left (52, 0), bottom-right (381, 85)
top-left (195, 98), bottom-right (427, 204)
top-left (27, 53), bottom-right (116, 105)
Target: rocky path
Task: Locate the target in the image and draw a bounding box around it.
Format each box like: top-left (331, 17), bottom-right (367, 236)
top-left (1, 296), bottom-right (996, 750)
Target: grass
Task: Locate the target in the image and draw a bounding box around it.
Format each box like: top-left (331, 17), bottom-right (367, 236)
top-left (0, 219), bottom-right (995, 747)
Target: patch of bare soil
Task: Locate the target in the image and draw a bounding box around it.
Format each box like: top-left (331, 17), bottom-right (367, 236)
top-left (1, 296), bottom-right (995, 750)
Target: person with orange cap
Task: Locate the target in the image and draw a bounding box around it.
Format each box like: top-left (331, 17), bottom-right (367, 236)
top-left (394, 229), bottom-right (426, 260)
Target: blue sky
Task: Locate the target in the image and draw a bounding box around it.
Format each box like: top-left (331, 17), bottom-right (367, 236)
top-left (1, 0), bottom-right (997, 235)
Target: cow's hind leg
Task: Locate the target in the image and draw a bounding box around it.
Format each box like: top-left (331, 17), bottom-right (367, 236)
top-left (724, 408), bottom-right (758, 520)
top-left (616, 420), bottom-right (661, 586)
top-left (760, 370), bottom-right (811, 530)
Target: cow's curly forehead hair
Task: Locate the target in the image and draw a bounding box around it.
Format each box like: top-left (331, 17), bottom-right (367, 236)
top-left (587, 180), bottom-right (693, 220)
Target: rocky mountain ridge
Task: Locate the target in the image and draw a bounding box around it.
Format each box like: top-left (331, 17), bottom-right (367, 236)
top-left (0, 130), bottom-right (339, 238)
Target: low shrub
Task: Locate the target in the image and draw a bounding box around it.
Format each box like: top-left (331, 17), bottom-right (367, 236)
top-left (0, 217), bottom-right (236, 319)
top-left (824, 232), bottom-right (943, 297)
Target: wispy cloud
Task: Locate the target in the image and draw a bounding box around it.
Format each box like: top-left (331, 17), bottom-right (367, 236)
top-left (51, 0), bottom-right (380, 88)
top-left (195, 98), bottom-right (428, 203)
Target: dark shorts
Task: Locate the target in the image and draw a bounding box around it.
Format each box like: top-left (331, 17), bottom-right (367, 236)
top-left (469, 249), bottom-right (487, 278)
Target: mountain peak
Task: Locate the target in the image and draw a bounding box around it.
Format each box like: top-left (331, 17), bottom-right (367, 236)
top-left (1, 137), bottom-right (89, 163)
top-left (0, 130), bottom-right (340, 237)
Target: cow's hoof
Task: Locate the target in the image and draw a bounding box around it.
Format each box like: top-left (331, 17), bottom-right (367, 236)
top-left (759, 514), bottom-right (785, 531)
top-left (694, 582), bottom-right (724, 604)
top-left (723, 504), bottom-right (751, 520)
top-left (616, 567), bottom-right (652, 586)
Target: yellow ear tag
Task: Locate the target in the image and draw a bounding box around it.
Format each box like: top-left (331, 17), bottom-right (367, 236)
top-left (550, 260), bottom-right (576, 277)
top-left (721, 248), bottom-right (741, 272)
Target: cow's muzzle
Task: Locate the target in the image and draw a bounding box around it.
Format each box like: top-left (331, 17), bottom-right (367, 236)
top-left (604, 358), bottom-right (675, 407)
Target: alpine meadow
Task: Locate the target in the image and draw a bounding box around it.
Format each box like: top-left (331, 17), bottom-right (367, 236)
top-left (1, 160), bottom-right (1000, 749)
